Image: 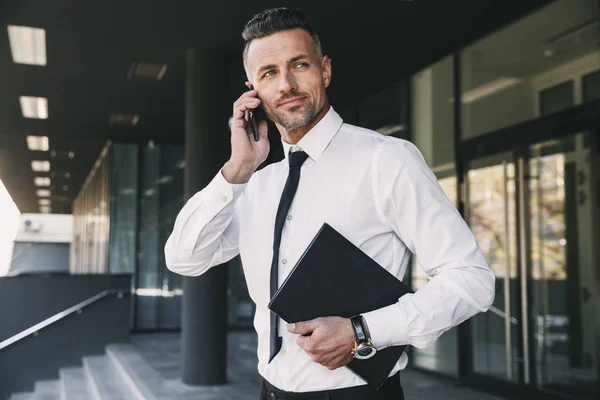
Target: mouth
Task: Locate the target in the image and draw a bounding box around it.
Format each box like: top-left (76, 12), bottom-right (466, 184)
top-left (278, 97), bottom-right (306, 108)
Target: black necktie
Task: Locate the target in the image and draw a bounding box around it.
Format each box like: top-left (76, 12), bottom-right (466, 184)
top-left (269, 149), bottom-right (309, 363)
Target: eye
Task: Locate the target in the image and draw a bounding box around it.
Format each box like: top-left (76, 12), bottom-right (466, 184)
top-left (262, 70), bottom-right (276, 78)
top-left (295, 62), bottom-right (309, 68)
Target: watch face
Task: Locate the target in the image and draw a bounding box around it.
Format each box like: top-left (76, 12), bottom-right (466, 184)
top-left (354, 344), bottom-right (377, 360)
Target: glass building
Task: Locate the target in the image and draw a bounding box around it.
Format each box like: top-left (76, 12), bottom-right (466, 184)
top-left (71, 142), bottom-right (256, 331)
top-left (406, 1), bottom-right (600, 398)
top-left (9, 0), bottom-right (597, 398)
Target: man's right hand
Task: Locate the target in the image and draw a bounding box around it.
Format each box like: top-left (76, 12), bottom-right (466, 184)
top-left (222, 87), bottom-right (270, 184)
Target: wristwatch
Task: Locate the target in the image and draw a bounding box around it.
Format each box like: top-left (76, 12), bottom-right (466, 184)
top-left (350, 315), bottom-right (377, 360)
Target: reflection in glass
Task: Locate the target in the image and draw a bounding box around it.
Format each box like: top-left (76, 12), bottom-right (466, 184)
top-left (529, 153), bottom-right (566, 280)
top-left (529, 139), bottom-right (598, 398)
top-left (460, 0), bottom-right (599, 139)
top-left (468, 161), bottom-right (520, 382)
top-left (539, 81), bottom-right (574, 116)
top-left (136, 144), bottom-right (185, 330)
top-left (71, 144), bottom-right (111, 274)
top-left (583, 69), bottom-right (600, 103)
top-left (108, 143), bottom-right (138, 274)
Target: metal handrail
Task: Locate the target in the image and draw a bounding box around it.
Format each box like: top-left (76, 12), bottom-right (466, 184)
top-left (0, 289), bottom-right (128, 351)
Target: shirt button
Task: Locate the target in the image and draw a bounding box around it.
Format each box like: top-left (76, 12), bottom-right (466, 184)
top-left (270, 393), bottom-right (277, 400)
top-left (282, 259), bottom-right (287, 265)
top-left (286, 215), bottom-right (292, 221)
top-left (221, 196), bottom-right (228, 202)
top-left (279, 348), bottom-right (286, 356)
top-left (387, 343), bottom-right (393, 347)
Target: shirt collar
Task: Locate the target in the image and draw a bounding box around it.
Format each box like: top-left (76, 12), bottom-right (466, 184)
top-left (281, 106), bottom-right (343, 161)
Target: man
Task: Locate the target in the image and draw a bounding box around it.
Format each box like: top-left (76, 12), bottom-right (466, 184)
top-left (165, 7), bottom-right (495, 400)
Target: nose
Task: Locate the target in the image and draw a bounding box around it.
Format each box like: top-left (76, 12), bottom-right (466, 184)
top-left (278, 71), bottom-right (297, 94)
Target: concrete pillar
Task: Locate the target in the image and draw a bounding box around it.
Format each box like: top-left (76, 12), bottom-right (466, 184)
top-left (182, 48), bottom-right (231, 385)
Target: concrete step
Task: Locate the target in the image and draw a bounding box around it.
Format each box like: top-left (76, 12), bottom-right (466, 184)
top-left (82, 356), bottom-right (129, 400)
top-left (33, 380), bottom-right (60, 400)
top-left (106, 344), bottom-right (181, 400)
top-left (58, 367), bottom-right (91, 400)
top-left (9, 393), bottom-right (34, 400)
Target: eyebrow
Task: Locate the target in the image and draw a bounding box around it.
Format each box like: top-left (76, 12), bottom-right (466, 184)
top-left (257, 54), bottom-right (311, 74)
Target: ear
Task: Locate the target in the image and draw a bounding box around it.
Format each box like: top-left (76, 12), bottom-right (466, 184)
top-left (321, 55), bottom-right (332, 88)
top-left (245, 81), bottom-right (254, 90)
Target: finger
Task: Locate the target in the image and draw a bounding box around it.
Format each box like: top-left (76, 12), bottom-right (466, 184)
top-left (233, 98), bottom-right (261, 119)
top-left (233, 91), bottom-right (259, 115)
top-left (258, 120), bottom-right (268, 141)
top-left (317, 354), bottom-right (335, 367)
top-left (296, 334), bottom-right (311, 351)
top-left (288, 319), bottom-right (318, 335)
top-left (239, 90), bottom-right (258, 106)
top-left (233, 99), bottom-right (260, 121)
top-left (240, 87), bottom-right (258, 98)
top-left (326, 355), bottom-right (352, 370)
top-left (320, 353), bottom-right (345, 370)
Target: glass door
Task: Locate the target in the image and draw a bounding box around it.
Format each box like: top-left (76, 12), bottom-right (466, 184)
top-left (464, 132), bottom-right (598, 399)
top-left (526, 133), bottom-right (598, 399)
top-left (466, 152), bottom-right (522, 385)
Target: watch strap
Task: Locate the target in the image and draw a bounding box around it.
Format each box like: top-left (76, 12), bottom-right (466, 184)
top-left (350, 315), bottom-right (367, 344)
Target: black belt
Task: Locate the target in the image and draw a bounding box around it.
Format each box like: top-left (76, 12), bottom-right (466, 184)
top-left (260, 372), bottom-right (403, 400)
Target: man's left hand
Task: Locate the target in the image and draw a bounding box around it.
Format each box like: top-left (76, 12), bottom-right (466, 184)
top-left (287, 317), bottom-right (355, 370)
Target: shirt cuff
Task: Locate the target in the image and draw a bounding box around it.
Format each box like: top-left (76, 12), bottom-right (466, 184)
top-left (361, 301), bottom-right (410, 349)
top-left (209, 168), bottom-right (246, 202)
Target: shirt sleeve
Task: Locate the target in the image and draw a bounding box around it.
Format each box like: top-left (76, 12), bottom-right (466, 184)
top-left (362, 140), bottom-right (495, 349)
top-left (164, 169), bottom-right (247, 276)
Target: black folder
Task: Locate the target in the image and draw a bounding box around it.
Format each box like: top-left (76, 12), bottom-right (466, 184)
top-left (268, 223), bottom-right (412, 389)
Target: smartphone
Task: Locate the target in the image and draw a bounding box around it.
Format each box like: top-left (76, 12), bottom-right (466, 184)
top-left (248, 85), bottom-right (261, 142)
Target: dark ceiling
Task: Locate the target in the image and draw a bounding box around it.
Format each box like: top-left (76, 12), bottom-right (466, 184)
top-left (0, 0), bottom-right (551, 214)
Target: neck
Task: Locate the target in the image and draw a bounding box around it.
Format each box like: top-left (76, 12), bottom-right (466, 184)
top-left (278, 102), bottom-right (330, 145)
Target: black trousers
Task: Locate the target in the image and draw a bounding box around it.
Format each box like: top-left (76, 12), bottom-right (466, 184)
top-left (259, 373), bottom-right (404, 400)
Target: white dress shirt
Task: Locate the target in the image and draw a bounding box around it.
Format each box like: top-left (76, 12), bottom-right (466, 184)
top-left (164, 107), bottom-right (495, 392)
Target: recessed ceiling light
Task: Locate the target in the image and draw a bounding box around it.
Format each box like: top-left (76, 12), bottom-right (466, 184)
top-left (31, 160), bottom-right (50, 172)
top-left (68, 151), bottom-right (75, 159)
top-left (63, 185), bottom-right (68, 191)
top-left (36, 189), bottom-right (51, 197)
top-left (108, 113), bottom-right (139, 126)
top-left (34, 177), bottom-right (51, 187)
top-left (20, 96), bottom-right (48, 119)
top-left (7, 25), bottom-right (47, 66)
top-left (38, 199), bottom-right (51, 206)
top-left (128, 62), bottom-right (168, 80)
top-left (65, 172), bottom-right (71, 179)
top-left (26, 135), bottom-right (49, 151)
top-left (39, 206), bottom-right (51, 214)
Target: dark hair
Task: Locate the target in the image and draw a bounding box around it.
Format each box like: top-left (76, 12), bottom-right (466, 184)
top-left (242, 8), bottom-right (323, 72)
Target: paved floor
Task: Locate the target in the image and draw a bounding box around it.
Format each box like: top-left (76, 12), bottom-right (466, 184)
top-left (132, 332), bottom-right (507, 400)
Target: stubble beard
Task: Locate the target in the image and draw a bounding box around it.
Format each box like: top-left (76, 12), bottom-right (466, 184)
top-left (272, 97), bottom-right (317, 132)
